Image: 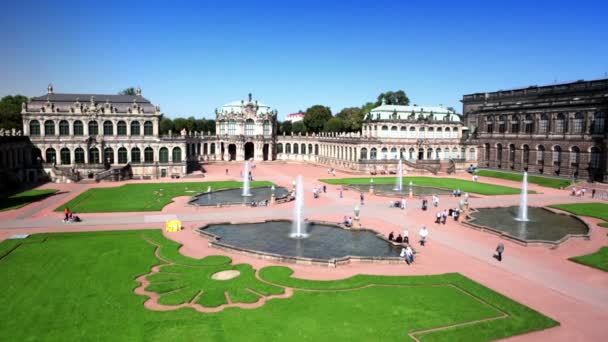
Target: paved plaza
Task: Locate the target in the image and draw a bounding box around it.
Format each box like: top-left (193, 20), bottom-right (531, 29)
top-left (1, 163), bottom-right (607, 341)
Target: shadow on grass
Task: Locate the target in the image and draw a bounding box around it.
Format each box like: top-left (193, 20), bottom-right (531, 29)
top-left (0, 190), bottom-right (63, 212)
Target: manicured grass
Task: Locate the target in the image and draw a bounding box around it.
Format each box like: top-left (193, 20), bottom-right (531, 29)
top-left (0, 230), bottom-right (558, 341)
top-left (549, 203), bottom-right (608, 222)
top-left (0, 189), bottom-right (58, 211)
top-left (55, 181), bottom-right (272, 213)
top-left (599, 222), bottom-right (608, 228)
top-left (475, 170), bottom-right (571, 189)
top-left (321, 176), bottom-right (525, 195)
top-left (569, 247), bottom-right (608, 272)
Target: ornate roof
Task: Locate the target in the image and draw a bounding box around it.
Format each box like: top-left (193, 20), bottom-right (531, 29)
top-left (216, 93), bottom-right (276, 118)
top-left (368, 103), bottom-right (460, 122)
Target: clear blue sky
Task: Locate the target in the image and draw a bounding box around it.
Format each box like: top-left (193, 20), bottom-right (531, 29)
top-left (1, 0), bottom-right (607, 120)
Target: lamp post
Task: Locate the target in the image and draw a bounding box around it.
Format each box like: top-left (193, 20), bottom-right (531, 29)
top-left (354, 205), bottom-right (360, 222)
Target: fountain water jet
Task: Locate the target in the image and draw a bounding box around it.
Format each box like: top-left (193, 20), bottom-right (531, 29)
top-left (242, 161), bottom-right (251, 197)
top-left (516, 172), bottom-right (529, 221)
top-left (394, 159), bottom-right (403, 191)
top-left (290, 175), bottom-right (308, 238)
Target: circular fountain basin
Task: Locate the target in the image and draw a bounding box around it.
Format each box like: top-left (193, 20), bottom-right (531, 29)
top-left (467, 206), bottom-right (589, 245)
top-left (189, 186), bottom-right (290, 206)
top-left (345, 184), bottom-right (453, 197)
top-left (197, 220), bottom-right (403, 265)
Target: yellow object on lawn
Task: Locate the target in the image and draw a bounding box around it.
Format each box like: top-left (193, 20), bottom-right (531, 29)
top-left (166, 220), bottom-right (182, 232)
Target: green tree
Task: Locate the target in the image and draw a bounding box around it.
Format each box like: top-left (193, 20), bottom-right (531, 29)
top-left (323, 117), bottom-right (346, 132)
top-left (118, 87), bottom-right (136, 96)
top-left (292, 121), bottom-right (307, 134)
top-left (278, 121), bottom-right (292, 134)
top-left (159, 116), bottom-right (174, 134)
top-left (303, 105), bottom-right (332, 133)
top-left (173, 118), bottom-right (188, 132)
top-left (0, 95), bottom-right (28, 131)
top-left (336, 107), bottom-right (364, 132)
top-left (375, 90), bottom-right (410, 106)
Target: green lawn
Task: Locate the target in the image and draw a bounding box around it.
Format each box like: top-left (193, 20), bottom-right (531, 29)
top-left (549, 203), bottom-right (608, 222)
top-left (321, 176), bottom-right (525, 195)
top-left (0, 189), bottom-right (58, 211)
top-left (0, 230), bottom-right (558, 341)
top-left (474, 170), bottom-right (571, 189)
top-left (55, 181), bottom-right (272, 213)
top-left (569, 247), bottom-right (608, 272)
top-left (599, 222), bottom-right (608, 228)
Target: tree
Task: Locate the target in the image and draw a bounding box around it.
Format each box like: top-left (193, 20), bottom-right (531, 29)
top-left (118, 87), bottom-right (136, 96)
top-left (159, 116), bottom-right (174, 134)
top-left (336, 107), bottom-right (364, 132)
top-left (173, 118), bottom-right (188, 132)
top-left (0, 95), bottom-right (28, 131)
top-left (292, 121), bottom-right (307, 135)
top-left (303, 105), bottom-right (332, 133)
top-left (374, 90), bottom-right (410, 106)
top-left (278, 120), bottom-right (292, 134)
top-left (323, 117), bottom-right (346, 132)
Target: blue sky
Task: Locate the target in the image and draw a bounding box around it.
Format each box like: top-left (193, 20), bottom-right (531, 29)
top-left (1, 0), bottom-right (607, 119)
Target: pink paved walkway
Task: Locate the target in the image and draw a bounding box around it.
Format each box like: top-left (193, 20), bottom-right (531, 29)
top-left (1, 162), bottom-right (607, 341)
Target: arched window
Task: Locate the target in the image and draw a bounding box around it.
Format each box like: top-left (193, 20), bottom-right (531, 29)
top-left (59, 120), bottom-right (69, 136)
top-left (30, 120), bottom-right (40, 136)
top-left (301, 143), bottom-right (306, 154)
top-left (427, 127), bottom-right (434, 139)
top-left (390, 147), bottom-right (397, 159)
top-left (555, 113), bottom-right (566, 134)
top-left (210, 143), bottom-right (215, 155)
top-left (390, 126), bottom-right (398, 137)
top-left (60, 148), bottom-right (71, 164)
top-left (103, 120), bottom-right (113, 136)
top-left (524, 114), bottom-right (534, 133)
top-left (74, 147), bottom-right (85, 164)
top-left (451, 147), bottom-right (458, 159)
top-left (104, 147), bottom-right (114, 164)
top-left (496, 144), bottom-right (503, 163)
top-left (486, 116), bottom-right (494, 133)
top-left (144, 147), bottom-right (154, 163)
top-left (592, 112), bottom-right (605, 134)
top-left (131, 147), bottom-right (141, 163)
top-left (381, 126), bottom-right (388, 137)
top-left (419, 127), bottom-right (425, 138)
top-left (45, 148), bottom-right (56, 163)
top-left (427, 148), bottom-right (433, 159)
top-left (277, 143), bottom-right (283, 154)
top-left (245, 119), bottom-right (255, 136)
top-left (118, 147), bottom-right (128, 164)
top-left (539, 114), bottom-right (549, 133)
top-left (443, 147), bottom-right (450, 160)
top-left (89, 147), bottom-right (99, 164)
top-left (218, 122), bottom-right (225, 135)
top-left (510, 115), bottom-right (519, 133)
top-left (523, 145), bottom-right (530, 164)
top-left (308, 144), bottom-right (313, 155)
top-left (379, 147), bottom-right (387, 159)
top-left (436, 127), bottom-right (442, 138)
top-left (144, 121), bottom-right (153, 135)
top-left (228, 120), bottom-right (236, 135)
top-left (285, 143), bottom-right (291, 154)
top-left (570, 146), bottom-right (580, 165)
top-left (400, 126), bottom-right (407, 137)
top-left (552, 145), bottom-right (562, 164)
top-left (315, 144), bottom-right (319, 155)
top-left (117, 121), bottom-right (127, 136)
top-left (444, 127), bottom-right (450, 138)
top-left (498, 115), bottom-right (506, 133)
top-left (537, 145), bottom-right (545, 165)
top-left (360, 148), bottom-right (368, 159)
top-left (159, 147), bottom-right (169, 163)
top-left (263, 121), bottom-right (270, 136)
top-left (484, 143), bottom-right (491, 161)
top-left (130, 121), bottom-right (140, 136)
top-left (293, 143), bottom-right (299, 154)
top-left (172, 147), bottom-right (182, 162)
top-left (400, 148), bottom-right (406, 159)
top-left (408, 126), bottom-right (415, 138)
top-left (435, 148), bottom-right (441, 159)
top-left (590, 147), bottom-right (601, 169)
top-left (409, 148), bottom-right (415, 160)
top-left (370, 147), bottom-right (377, 160)
top-left (89, 121), bottom-right (98, 135)
top-left (73, 120), bottom-right (83, 136)
top-left (573, 112), bottom-right (585, 133)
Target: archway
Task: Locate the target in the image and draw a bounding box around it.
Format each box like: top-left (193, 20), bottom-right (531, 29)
top-left (262, 144), bottom-right (269, 161)
top-left (418, 148), bottom-right (424, 160)
top-left (228, 144), bottom-right (237, 161)
top-left (244, 142), bottom-right (254, 160)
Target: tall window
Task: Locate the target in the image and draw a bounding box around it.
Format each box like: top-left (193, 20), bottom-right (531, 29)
top-left (228, 121), bottom-right (236, 135)
top-left (103, 121), bottom-right (113, 136)
top-left (60, 148), bottom-right (71, 164)
top-left (498, 115), bottom-right (506, 133)
top-left (172, 147), bottom-right (182, 162)
top-left (144, 121), bottom-right (153, 135)
top-left (418, 127), bottom-right (425, 138)
top-left (552, 146), bottom-right (562, 163)
top-left (45, 120), bottom-right (55, 135)
top-left (118, 147), bottom-right (128, 164)
top-left (219, 122), bottom-right (225, 135)
top-left (496, 144), bottom-right (502, 163)
top-left (555, 113), bottom-right (566, 133)
top-left (510, 115), bottom-right (519, 133)
top-left (45, 148), bottom-right (56, 163)
top-left (360, 148), bottom-right (368, 159)
top-left (89, 148), bottom-right (99, 164)
top-left (117, 121), bottom-right (127, 136)
top-left (277, 143), bottom-right (283, 154)
top-left (370, 148), bottom-right (377, 160)
top-left (293, 144), bottom-right (299, 154)
top-left (537, 145), bottom-right (545, 164)
top-left (524, 114), bottom-right (534, 133)
top-left (593, 112), bottom-right (605, 134)
top-left (89, 121), bottom-right (98, 135)
top-left (469, 148), bottom-right (476, 161)
top-left (409, 148), bottom-right (415, 160)
top-left (263, 121), bottom-right (270, 136)
top-left (381, 147), bottom-right (388, 159)
top-left (285, 143), bottom-right (291, 154)
top-left (245, 119), bottom-right (254, 136)
top-left (486, 116), bottom-right (494, 133)
top-left (131, 148), bottom-right (141, 163)
top-left (30, 120), bottom-right (40, 136)
top-left (104, 147), bottom-right (114, 164)
top-left (131, 121), bottom-right (140, 136)
top-left (570, 147), bottom-right (580, 164)
top-left (144, 147), bottom-right (154, 163)
top-left (74, 148), bottom-right (85, 164)
top-left (573, 112), bottom-right (584, 133)
top-left (59, 120), bottom-right (69, 136)
top-left (73, 120), bottom-right (84, 136)
top-left (590, 147), bottom-right (601, 169)
top-left (159, 147), bottom-right (169, 163)
top-left (523, 145), bottom-right (530, 164)
top-left (539, 114), bottom-right (549, 133)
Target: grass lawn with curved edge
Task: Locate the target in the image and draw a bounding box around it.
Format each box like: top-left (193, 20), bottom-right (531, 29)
top-left (569, 247), bottom-right (608, 272)
top-left (321, 176), bottom-right (526, 195)
top-left (0, 229), bottom-right (558, 341)
top-left (549, 203), bottom-right (608, 222)
top-left (55, 181), bottom-right (272, 213)
top-left (475, 170), bottom-right (571, 189)
top-left (0, 189), bottom-right (58, 211)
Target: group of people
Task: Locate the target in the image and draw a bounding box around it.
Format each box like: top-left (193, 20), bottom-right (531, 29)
top-left (388, 230), bottom-right (409, 244)
top-left (452, 189), bottom-right (463, 197)
top-left (62, 207), bottom-right (81, 223)
top-left (390, 198), bottom-right (407, 209)
top-left (435, 208), bottom-right (461, 224)
top-left (570, 186), bottom-right (587, 197)
top-left (312, 185), bottom-right (327, 199)
top-left (327, 168), bottom-right (337, 176)
top-left (249, 200), bottom-right (269, 207)
top-left (342, 216), bottom-right (354, 228)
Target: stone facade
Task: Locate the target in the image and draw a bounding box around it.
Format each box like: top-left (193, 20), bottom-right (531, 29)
top-left (0, 131), bottom-right (47, 192)
top-left (462, 79), bottom-right (608, 181)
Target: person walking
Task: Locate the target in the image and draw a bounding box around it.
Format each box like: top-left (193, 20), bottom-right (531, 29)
top-left (592, 188), bottom-right (596, 198)
top-left (339, 187), bottom-right (343, 198)
top-left (495, 242), bottom-right (505, 261)
top-left (400, 197), bottom-right (406, 210)
top-left (64, 207), bottom-right (70, 221)
top-left (419, 226), bottom-right (429, 246)
top-left (360, 192), bottom-right (365, 205)
top-left (405, 246), bottom-right (414, 265)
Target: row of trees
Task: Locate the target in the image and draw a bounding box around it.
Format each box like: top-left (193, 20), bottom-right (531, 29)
top-left (0, 95), bottom-right (28, 131)
top-left (277, 90), bottom-right (411, 134)
top-left (160, 116), bottom-right (216, 135)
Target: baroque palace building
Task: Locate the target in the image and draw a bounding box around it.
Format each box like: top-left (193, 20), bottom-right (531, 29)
top-left (462, 78), bottom-right (608, 182)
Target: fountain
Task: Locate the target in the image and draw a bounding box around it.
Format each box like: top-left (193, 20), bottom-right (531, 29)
top-left (242, 161), bottom-right (251, 197)
top-left (393, 159), bottom-right (403, 191)
top-left (516, 172), bottom-right (529, 221)
top-left (291, 175), bottom-right (308, 238)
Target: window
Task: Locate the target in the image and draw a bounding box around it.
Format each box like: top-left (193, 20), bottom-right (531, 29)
top-left (484, 144), bottom-right (490, 161)
top-left (498, 115), bottom-right (506, 133)
top-left (131, 148), bottom-right (140, 163)
top-left (381, 147), bottom-right (388, 159)
top-left (427, 127), bottom-right (434, 139)
top-left (570, 147), bottom-right (580, 164)
top-left (468, 148), bottom-right (476, 161)
top-left (496, 144), bottom-right (503, 162)
top-left (436, 127), bottom-right (442, 138)
top-left (73, 120), bottom-right (83, 136)
top-left (381, 126), bottom-right (388, 137)
top-left (45, 148), bottom-right (56, 163)
top-left (89, 148), bottom-right (99, 164)
top-left (159, 147), bottom-right (168, 163)
top-left (144, 121), bottom-right (153, 135)
top-left (486, 116), bottom-right (494, 133)
top-left (116, 147), bottom-right (127, 164)
top-left (590, 147), bottom-right (601, 169)
top-left (555, 113), bottom-right (566, 133)
top-left (390, 147), bottom-right (397, 159)
top-left (435, 148), bottom-right (441, 159)
top-left (103, 121), bottom-right (113, 136)
top-left (511, 115), bottom-right (519, 133)
top-left (409, 148), bottom-right (415, 160)
top-left (104, 147), bottom-right (114, 164)
top-left (370, 148), bottom-right (377, 160)
top-left (263, 121), bottom-right (270, 136)
top-left (509, 144), bottom-right (516, 162)
top-left (277, 143), bottom-right (283, 154)
top-left (408, 126), bottom-right (415, 138)
top-left (117, 121), bottom-right (127, 136)
top-left (552, 146), bottom-right (561, 163)
top-left (210, 143), bottom-right (215, 154)
top-left (524, 114), bottom-right (534, 133)
top-left (592, 112), bottom-right (605, 134)
top-left (301, 144), bottom-right (306, 154)
top-left (523, 145), bottom-right (530, 164)
top-left (285, 143), bottom-right (291, 154)
top-left (539, 114), bottom-right (549, 133)
top-left (418, 127), bottom-right (425, 138)
top-left (144, 147), bottom-right (154, 163)
top-left (308, 144), bottom-right (313, 155)
top-left (59, 120), bottom-right (69, 136)
top-left (130, 121), bottom-right (140, 136)
top-left (30, 120), bottom-right (40, 136)
top-left (219, 122), bottom-right (225, 135)
top-left (391, 126), bottom-right (398, 137)
top-left (293, 144), bottom-right (299, 154)
top-left (45, 120), bottom-right (55, 135)
top-left (228, 120), bottom-right (236, 135)
top-left (537, 145), bottom-right (545, 164)
top-left (60, 148), bottom-right (71, 164)
top-left (315, 144), bottom-right (319, 155)
top-left (245, 119), bottom-right (254, 136)
top-left (89, 121), bottom-right (98, 135)
top-left (74, 148), bottom-right (85, 163)
top-left (360, 148), bottom-right (368, 159)
top-left (172, 147), bottom-right (182, 162)
top-left (573, 112), bottom-right (584, 133)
